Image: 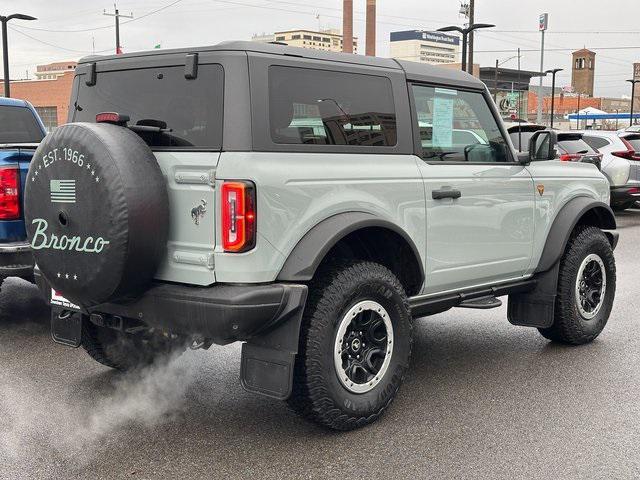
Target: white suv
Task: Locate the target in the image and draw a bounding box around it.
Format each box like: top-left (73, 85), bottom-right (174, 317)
top-left (581, 131), bottom-right (640, 210)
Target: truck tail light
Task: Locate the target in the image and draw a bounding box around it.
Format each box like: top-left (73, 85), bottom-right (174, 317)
top-left (221, 181), bottom-right (256, 253)
top-left (0, 167), bottom-right (20, 220)
top-left (612, 138), bottom-right (637, 160)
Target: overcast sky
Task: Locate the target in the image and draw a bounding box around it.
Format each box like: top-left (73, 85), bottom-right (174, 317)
top-left (2, 0), bottom-right (639, 97)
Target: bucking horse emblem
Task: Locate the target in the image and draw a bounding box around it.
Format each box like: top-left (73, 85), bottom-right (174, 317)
top-left (191, 199), bottom-right (207, 226)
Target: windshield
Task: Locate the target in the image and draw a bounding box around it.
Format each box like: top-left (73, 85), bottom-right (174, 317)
top-left (0, 105), bottom-right (45, 143)
top-left (73, 64), bottom-right (223, 149)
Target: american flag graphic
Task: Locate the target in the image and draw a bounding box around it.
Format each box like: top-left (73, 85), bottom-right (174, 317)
top-left (50, 179), bottom-right (76, 204)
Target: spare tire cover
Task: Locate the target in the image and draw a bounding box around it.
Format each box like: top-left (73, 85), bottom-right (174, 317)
top-left (25, 122), bottom-right (169, 307)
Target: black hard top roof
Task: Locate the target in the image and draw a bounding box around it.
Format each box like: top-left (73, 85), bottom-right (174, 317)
top-left (78, 41), bottom-right (485, 90)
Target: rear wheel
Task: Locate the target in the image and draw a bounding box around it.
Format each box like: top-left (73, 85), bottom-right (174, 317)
top-left (288, 260), bottom-right (412, 430)
top-left (82, 321), bottom-right (186, 372)
top-left (538, 226), bottom-right (616, 345)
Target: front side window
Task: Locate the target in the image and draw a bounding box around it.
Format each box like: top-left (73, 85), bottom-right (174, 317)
top-left (411, 84), bottom-right (510, 163)
top-left (268, 66), bottom-right (397, 147)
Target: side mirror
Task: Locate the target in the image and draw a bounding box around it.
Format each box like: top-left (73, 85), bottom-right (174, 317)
top-left (527, 130), bottom-right (558, 162)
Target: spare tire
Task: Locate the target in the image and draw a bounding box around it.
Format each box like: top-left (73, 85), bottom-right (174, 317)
top-left (24, 122), bottom-right (169, 307)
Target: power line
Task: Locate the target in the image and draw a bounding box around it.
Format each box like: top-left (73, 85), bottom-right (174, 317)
top-left (7, 25), bottom-right (112, 54)
top-left (10, 0), bottom-right (183, 33)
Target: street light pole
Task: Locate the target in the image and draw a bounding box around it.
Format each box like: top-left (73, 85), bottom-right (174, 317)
top-left (545, 68), bottom-right (563, 128)
top-left (627, 79), bottom-right (640, 127)
top-left (437, 23), bottom-right (495, 74)
top-left (494, 59), bottom-right (499, 102)
top-left (0, 13), bottom-right (37, 98)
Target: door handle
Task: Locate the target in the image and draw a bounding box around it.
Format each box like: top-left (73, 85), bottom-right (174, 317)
top-left (432, 188), bottom-right (462, 200)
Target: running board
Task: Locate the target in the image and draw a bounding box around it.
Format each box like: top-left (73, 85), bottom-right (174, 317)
top-left (409, 279), bottom-right (536, 318)
top-left (458, 296), bottom-right (502, 309)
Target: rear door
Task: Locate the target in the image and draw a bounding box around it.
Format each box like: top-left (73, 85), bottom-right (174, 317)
top-left (71, 59), bottom-right (225, 285)
top-left (410, 84), bottom-right (535, 294)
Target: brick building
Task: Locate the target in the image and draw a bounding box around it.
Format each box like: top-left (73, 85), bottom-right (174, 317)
top-left (571, 49), bottom-right (596, 97)
top-left (1, 61), bottom-right (76, 130)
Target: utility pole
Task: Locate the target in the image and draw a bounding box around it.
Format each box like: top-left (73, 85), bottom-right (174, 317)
top-left (467, 0), bottom-right (475, 74)
top-left (103, 4), bottom-right (133, 54)
top-left (537, 13), bottom-right (548, 124)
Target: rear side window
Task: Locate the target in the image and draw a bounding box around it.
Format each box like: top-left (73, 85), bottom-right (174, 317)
top-left (0, 106), bottom-right (44, 143)
top-left (268, 66), bottom-right (397, 147)
top-left (583, 136), bottom-right (610, 150)
top-left (73, 64), bottom-right (224, 149)
top-left (557, 135), bottom-right (596, 154)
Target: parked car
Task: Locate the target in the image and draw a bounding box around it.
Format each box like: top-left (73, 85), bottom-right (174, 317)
top-left (617, 125), bottom-right (640, 134)
top-left (581, 131), bottom-right (640, 211)
top-left (0, 98), bottom-right (46, 287)
top-left (25, 42), bottom-right (617, 430)
top-left (505, 121), bottom-right (546, 152)
top-left (507, 125), bottom-right (602, 170)
top-left (555, 132), bottom-right (603, 169)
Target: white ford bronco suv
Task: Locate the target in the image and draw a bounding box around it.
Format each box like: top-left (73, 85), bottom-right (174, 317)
top-left (25, 42), bottom-right (618, 431)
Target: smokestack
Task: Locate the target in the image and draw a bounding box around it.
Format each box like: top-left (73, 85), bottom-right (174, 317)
top-left (366, 0), bottom-right (376, 56)
top-left (343, 0), bottom-right (353, 54)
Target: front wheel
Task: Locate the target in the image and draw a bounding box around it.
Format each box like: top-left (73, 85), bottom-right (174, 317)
top-left (288, 260), bottom-right (412, 430)
top-left (538, 226), bottom-right (616, 345)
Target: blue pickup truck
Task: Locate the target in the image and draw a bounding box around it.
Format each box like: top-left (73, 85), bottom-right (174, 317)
top-left (0, 98), bottom-right (47, 286)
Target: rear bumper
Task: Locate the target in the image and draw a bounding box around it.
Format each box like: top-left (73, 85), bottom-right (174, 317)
top-left (610, 185), bottom-right (640, 206)
top-left (0, 242), bottom-right (34, 281)
top-left (35, 270), bottom-right (307, 345)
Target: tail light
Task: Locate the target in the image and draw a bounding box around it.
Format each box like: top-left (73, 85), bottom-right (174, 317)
top-left (559, 153), bottom-right (581, 162)
top-left (221, 181), bottom-right (256, 253)
top-left (612, 138), bottom-right (637, 160)
top-left (0, 167), bottom-right (20, 220)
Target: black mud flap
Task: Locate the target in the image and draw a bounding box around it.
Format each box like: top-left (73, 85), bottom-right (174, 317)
top-left (507, 264), bottom-right (559, 328)
top-left (241, 344), bottom-right (295, 400)
top-left (240, 286), bottom-right (307, 401)
top-left (51, 310), bottom-right (83, 348)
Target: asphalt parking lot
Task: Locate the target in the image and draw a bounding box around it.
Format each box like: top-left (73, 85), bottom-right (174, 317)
top-left (1, 211), bottom-right (640, 480)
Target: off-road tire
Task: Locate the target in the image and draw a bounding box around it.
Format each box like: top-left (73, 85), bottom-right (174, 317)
top-left (288, 260), bottom-right (412, 430)
top-left (82, 321), bottom-right (185, 372)
top-left (538, 225), bottom-right (616, 345)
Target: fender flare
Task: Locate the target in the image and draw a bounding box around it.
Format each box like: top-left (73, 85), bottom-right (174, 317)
top-left (535, 197), bottom-right (616, 273)
top-left (276, 211), bottom-right (425, 285)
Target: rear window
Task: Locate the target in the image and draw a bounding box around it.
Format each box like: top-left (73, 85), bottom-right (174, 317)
top-left (582, 136), bottom-right (610, 150)
top-left (0, 106), bottom-right (44, 143)
top-left (623, 135), bottom-right (640, 151)
top-left (268, 66), bottom-right (397, 147)
top-left (73, 64), bottom-right (224, 149)
top-left (509, 131), bottom-right (538, 151)
top-left (557, 135), bottom-right (596, 154)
